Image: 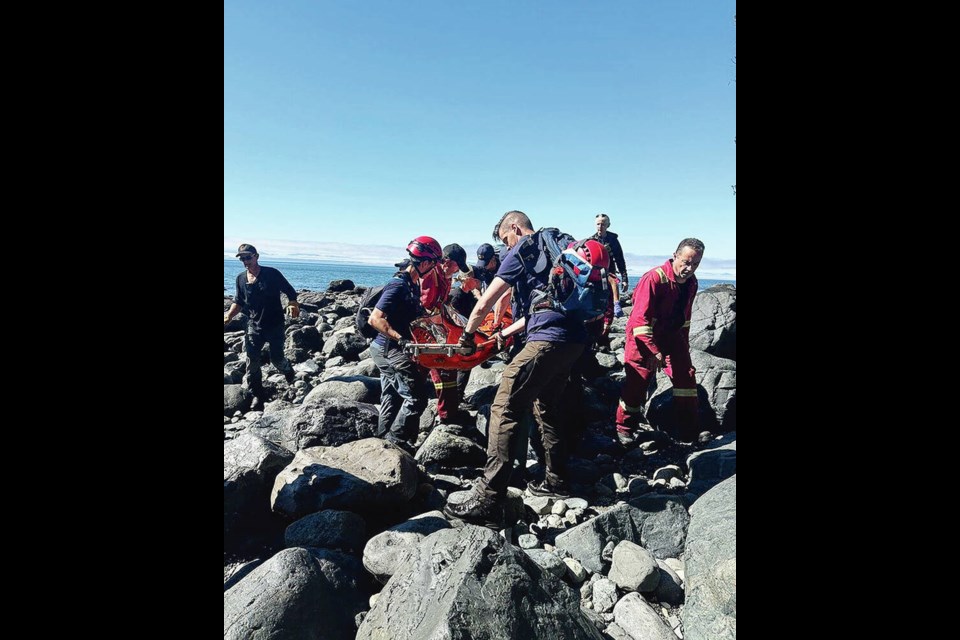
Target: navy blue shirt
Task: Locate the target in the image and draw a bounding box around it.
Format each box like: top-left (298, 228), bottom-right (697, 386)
top-left (496, 234), bottom-right (587, 344)
top-left (234, 266), bottom-right (297, 333)
top-left (373, 273), bottom-right (422, 348)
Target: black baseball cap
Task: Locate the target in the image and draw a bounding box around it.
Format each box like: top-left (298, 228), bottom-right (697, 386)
top-left (443, 244), bottom-right (469, 273)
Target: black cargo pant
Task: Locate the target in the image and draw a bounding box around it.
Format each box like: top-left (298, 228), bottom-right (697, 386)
top-left (370, 341), bottom-right (430, 443)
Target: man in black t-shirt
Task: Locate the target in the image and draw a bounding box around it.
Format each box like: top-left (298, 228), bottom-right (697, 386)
top-left (224, 244), bottom-right (300, 407)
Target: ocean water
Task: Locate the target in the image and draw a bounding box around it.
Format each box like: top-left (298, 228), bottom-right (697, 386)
top-left (224, 258), bottom-right (736, 294)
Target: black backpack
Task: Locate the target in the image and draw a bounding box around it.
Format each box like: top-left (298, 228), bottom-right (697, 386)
top-left (355, 285), bottom-right (387, 339)
top-left (522, 228), bottom-right (610, 323)
top-left (356, 272), bottom-right (418, 339)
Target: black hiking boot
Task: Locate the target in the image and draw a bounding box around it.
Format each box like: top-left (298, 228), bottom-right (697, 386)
top-left (526, 479), bottom-right (571, 500)
top-left (443, 488), bottom-right (504, 530)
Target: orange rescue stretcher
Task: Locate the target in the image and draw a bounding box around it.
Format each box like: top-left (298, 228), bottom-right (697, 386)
top-left (404, 303), bottom-right (513, 370)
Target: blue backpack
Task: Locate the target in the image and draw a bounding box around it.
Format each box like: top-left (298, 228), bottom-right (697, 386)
top-left (521, 228), bottom-right (610, 323)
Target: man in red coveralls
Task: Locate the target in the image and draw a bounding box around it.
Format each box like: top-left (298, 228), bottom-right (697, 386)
top-left (419, 243), bottom-right (472, 425)
top-left (616, 238), bottom-right (705, 445)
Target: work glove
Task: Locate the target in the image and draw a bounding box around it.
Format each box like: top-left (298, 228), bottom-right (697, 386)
top-left (287, 301), bottom-right (300, 318)
top-left (397, 339), bottom-right (411, 350)
top-left (458, 331), bottom-right (477, 356)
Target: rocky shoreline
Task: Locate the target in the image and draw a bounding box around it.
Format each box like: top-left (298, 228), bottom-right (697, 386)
top-left (224, 281), bottom-right (736, 640)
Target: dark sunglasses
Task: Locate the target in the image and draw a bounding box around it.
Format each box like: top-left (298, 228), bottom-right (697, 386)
top-left (239, 255), bottom-right (255, 262)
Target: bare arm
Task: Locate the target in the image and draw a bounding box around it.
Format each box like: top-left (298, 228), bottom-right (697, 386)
top-left (464, 277), bottom-right (511, 334)
top-left (369, 307), bottom-right (405, 342)
top-left (492, 288), bottom-right (512, 326)
top-left (500, 316), bottom-right (525, 338)
top-left (224, 302), bottom-right (241, 324)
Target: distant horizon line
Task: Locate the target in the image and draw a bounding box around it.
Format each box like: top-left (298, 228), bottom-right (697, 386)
top-left (223, 254), bottom-right (736, 280)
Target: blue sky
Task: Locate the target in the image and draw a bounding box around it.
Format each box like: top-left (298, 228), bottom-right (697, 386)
top-left (224, 1), bottom-right (736, 279)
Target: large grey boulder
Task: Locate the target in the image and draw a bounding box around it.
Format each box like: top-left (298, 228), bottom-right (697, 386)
top-left (646, 349), bottom-right (736, 434)
top-left (284, 509), bottom-right (367, 554)
top-left (304, 376), bottom-right (381, 405)
top-left (356, 525), bottom-right (603, 640)
top-left (362, 510), bottom-right (451, 583)
top-left (295, 291), bottom-right (334, 312)
top-left (245, 402), bottom-right (296, 445)
top-left (462, 361), bottom-right (505, 407)
top-left (612, 592), bottom-right (676, 640)
top-left (554, 504), bottom-right (641, 574)
top-left (322, 329), bottom-right (368, 361)
top-left (278, 399), bottom-right (379, 451)
top-left (327, 279), bottom-right (355, 293)
top-left (271, 438), bottom-right (419, 518)
top-left (223, 558), bottom-right (264, 592)
top-left (224, 434), bottom-right (294, 553)
top-left (687, 432), bottom-right (737, 496)
top-left (321, 358), bottom-right (380, 381)
top-left (683, 474), bottom-right (736, 640)
top-left (625, 495), bottom-right (691, 560)
top-left (555, 500), bottom-right (689, 574)
top-left (223, 547), bottom-right (365, 640)
top-left (284, 325), bottom-right (324, 365)
top-left (607, 541), bottom-right (660, 593)
top-left (689, 284), bottom-right (736, 361)
top-left (414, 425), bottom-right (487, 468)
top-left (691, 349), bottom-right (736, 432)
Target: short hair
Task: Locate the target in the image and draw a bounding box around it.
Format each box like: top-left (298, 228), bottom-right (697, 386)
top-left (676, 238), bottom-right (705, 254)
top-left (492, 210), bottom-right (534, 242)
top-left (595, 213), bottom-right (610, 225)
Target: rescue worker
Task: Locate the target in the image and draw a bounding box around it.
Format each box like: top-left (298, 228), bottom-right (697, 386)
top-left (444, 211), bottom-right (588, 528)
top-left (368, 236), bottom-right (441, 449)
top-left (616, 238), bottom-right (705, 445)
top-left (419, 243), bottom-right (472, 425)
top-left (591, 213), bottom-right (628, 316)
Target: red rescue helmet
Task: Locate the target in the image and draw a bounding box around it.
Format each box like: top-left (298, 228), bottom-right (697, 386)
top-left (407, 236), bottom-right (442, 262)
top-left (576, 240), bottom-right (610, 281)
